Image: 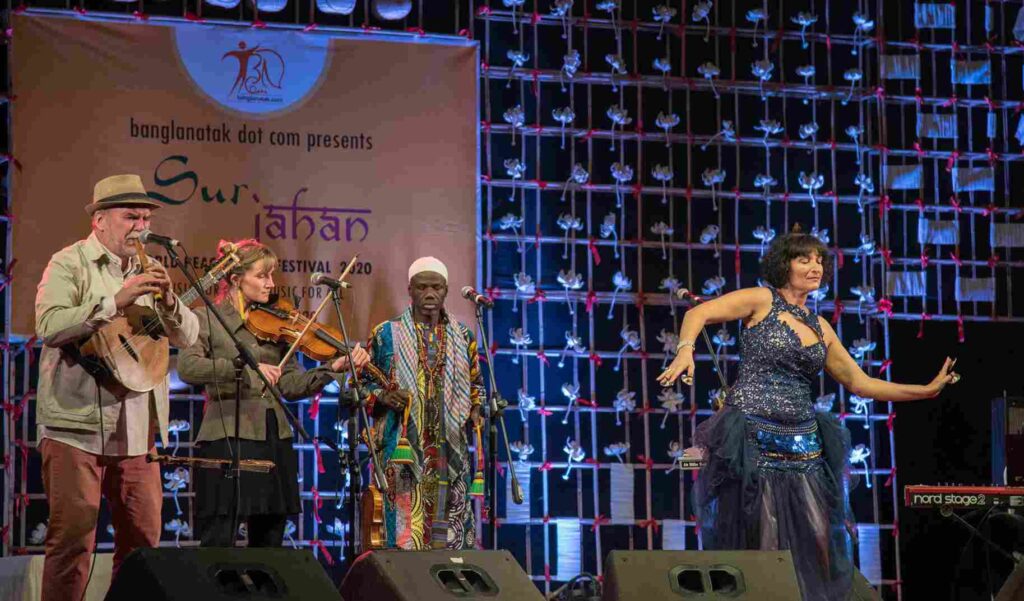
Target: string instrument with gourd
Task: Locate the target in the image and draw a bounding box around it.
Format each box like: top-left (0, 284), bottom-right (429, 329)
top-left (77, 240), bottom-right (241, 392)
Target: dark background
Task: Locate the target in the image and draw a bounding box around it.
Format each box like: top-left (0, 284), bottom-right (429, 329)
top-left (893, 320), bottom-right (1024, 600)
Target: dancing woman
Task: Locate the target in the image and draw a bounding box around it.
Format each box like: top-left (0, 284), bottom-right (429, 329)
top-left (658, 230), bottom-right (957, 599)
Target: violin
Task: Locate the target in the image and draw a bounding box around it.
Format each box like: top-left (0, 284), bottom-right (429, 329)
top-left (244, 294), bottom-right (351, 362)
top-left (245, 294), bottom-right (396, 388)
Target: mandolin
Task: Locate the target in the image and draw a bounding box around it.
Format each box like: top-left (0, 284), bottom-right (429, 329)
top-left (77, 242), bottom-right (241, 392)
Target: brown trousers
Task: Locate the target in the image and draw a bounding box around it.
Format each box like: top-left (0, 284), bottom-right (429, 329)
top-left (39, 438), bottom-right (162, 601)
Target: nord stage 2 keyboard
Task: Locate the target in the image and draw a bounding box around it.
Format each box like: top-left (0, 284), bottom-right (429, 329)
top-left (904, 485), bottom-right (1024, 509)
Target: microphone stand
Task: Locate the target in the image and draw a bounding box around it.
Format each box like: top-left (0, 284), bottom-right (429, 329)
top-left (472, 302), bottom-right (523, 549)
top-left (326, 284), bottom-right (388, 565)
top-left (229, 356), bottom-right (244, 545)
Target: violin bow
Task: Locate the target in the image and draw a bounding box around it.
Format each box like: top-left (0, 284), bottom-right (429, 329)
top-left (275, 253), bottom-right (360, 370)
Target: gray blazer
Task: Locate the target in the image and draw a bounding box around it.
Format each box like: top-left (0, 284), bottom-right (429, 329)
top-left (177, 300), bottom-right (336, 442)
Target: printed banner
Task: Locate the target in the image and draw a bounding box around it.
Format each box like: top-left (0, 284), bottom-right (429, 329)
top-left (11, 14), bottom-right (479, 340)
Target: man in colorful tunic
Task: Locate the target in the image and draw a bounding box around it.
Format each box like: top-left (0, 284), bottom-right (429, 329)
top-left (363, 256), bottom-right (484, 549)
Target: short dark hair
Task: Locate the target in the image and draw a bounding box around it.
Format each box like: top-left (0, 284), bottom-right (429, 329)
top-left (760, 231), bottom-right (833, 288)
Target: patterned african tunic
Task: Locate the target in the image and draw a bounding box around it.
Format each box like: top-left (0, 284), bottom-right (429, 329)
top-left (362, 309), bottom-right (482, 549)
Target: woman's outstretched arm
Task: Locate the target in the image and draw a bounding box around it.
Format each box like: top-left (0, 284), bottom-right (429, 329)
top-left (819, 317), bottom-right (956, 401)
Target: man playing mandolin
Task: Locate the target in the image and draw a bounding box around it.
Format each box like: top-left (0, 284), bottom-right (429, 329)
top-left (177, 238), bottom-right (371, 548)
top-left (361, 257), bottom-right (484, 550)
top-left (34, 174), bottom-right (200, 601)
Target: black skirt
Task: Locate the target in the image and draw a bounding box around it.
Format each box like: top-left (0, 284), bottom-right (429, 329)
top-left (194, 409), bottom-right (301, 517)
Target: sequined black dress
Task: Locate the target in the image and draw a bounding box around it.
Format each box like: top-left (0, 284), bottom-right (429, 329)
top-left (694, 287), bottom-right (855, 600)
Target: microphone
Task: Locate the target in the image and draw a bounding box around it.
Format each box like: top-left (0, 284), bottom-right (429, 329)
top-left (675, 288), bottom-right (704, 304)
top-left (138, 229), bottom-right (180, 248)
top-left (461, 286), bottom-right (494, 308)
top-left (310, 272), bottom-right (351, 289)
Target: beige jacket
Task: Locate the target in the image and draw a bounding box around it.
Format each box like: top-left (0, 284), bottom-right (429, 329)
top-left (34, 233), bottom-right (199, 447)
top-left (177, 301), bottom-right (339, 442)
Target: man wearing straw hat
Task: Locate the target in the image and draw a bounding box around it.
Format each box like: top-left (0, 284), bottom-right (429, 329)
top-left (361, 256), bottom-right (484, 550)
top-left (34, 174), bottom-right (199, 601)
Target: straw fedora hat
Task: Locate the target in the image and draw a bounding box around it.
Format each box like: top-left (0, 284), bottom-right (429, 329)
top-left (85, 174), bottom-right (162, 215)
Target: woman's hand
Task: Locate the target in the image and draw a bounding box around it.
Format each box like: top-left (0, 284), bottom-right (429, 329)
top-left (657, 350), bottom-right (695, 387)
top-left (257, 363), bottom-right (282, 386)
top-left (330, 344), bottom-right (370, 372)
top-left (925, 357), bottom-right (959, 398)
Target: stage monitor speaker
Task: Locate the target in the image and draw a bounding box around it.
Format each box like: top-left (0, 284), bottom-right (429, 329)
top-left (104, 548), bottom-right (341, 601)
top-left (602, 550), bottom-right (802, 600)
top-left (339, 549), bottom-right (543, 600)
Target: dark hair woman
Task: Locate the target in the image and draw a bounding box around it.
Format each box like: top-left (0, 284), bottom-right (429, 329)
top-left (658, 230), bottom-right (958, 600)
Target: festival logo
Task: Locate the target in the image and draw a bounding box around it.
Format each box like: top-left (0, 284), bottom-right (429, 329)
top-left (223, 42), bottom-right (285, 102)
top-left (174, 26), bottom-right (328, 115)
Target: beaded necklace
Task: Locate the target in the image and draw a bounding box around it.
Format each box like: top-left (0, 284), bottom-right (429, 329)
top-left (416, 320), bottom-right (448, 400)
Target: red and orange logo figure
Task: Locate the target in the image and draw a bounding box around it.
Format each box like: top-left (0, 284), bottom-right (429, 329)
top-left (222, 41), bottom-right (285, 99)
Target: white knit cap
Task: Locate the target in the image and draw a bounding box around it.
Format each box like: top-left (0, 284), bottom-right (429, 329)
top-left (408, 256), bottom-right (448, 282)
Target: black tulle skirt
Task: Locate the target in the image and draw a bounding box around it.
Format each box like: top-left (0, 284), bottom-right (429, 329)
top-left (194, 409), bottom-right (300, 517)
top-left (694, 406), bottom-right (856, 600)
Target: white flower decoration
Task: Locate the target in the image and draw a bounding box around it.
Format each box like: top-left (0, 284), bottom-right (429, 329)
top-left (558, 330), bottom-right (586, 368)
top-left (604, 442), bottom-right (631, 463)
top-left (702, 120), bottom-right (735, 151)
top-left (557, 213), bottom-right (584, 259)
top-left (746, 8), bottom-right (767, 46)
top-left (611, 162), bottom-right (634, 208)
top-left (751, 59), bottom-right (774, 100)
top-left (652, 164), bottom-right (674, 204)
top-left (608, 271), bottom-right (633, 320)
top-left (702, 167), bottom-right (726, 211)
top-left (656, 111), bottom-right (681, 147)
top-left (798, 171), bottom-right (825, 207)
top-left (613, 389), bottom-right (637, 424)
top-left (562, 163), bottom-right (589, 201)
top-left (651, 220), bottom-right (674, 259)
top-left (607, 104), bottom-right (633, 152)
top-left (508, 327), bottom-right (533, 364)
top-left (560, 49), bottom-right (581, 91)
top-left (660, 276), bottom-right (682, 315)
top-left (615, 327), bottom-right (641, 372)
top-left (558, 269), bottom-right (584, 315)
top-left (552, 106), bottom-right (575, 149)
top-left (692, 0), bottom-right (713, 42)
top-left (517, 389), bottom-right (536, 421)
top-left (852, 12), bottom-right (875, 55)
top-left (843, 68), bottom-right (863, 105)
top-left (658, 388), bottom-right (686, 429)
top-left (512, 271), bottom-right (535, 313)
top-left (600, 212), bottom-right (620, 259)
top-left (698, 61), bottom-right (720, 98)
top-left (652, 5), bottom-right (677, 40)
top-left (791, 11), bottom-right (818, 48)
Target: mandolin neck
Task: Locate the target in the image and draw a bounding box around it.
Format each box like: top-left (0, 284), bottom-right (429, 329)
top-left (178, 271), bottom-right (222, 307)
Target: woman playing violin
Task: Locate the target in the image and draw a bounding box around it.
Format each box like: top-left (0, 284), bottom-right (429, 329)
top-left (178, 239), bottom-right (370, 547)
